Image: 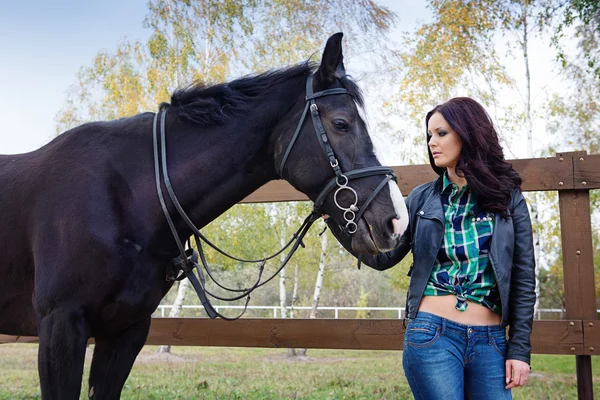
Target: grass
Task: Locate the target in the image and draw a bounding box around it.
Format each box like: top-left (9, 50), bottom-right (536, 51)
top-left (0, 344), bottom-right (598, 399)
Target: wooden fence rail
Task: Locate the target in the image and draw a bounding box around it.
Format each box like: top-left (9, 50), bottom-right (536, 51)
top-left (1, 152), bottom-right (599, 398)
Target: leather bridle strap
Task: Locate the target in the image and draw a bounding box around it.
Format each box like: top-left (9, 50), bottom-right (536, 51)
top-left (311, 166), bottom-right (396, 234)
top-left (277, 74), bottom-right (348, 178)
top-left (152, 105), bottom-right (219, 319)
top-left (152, 105), bottom-right (322, 320)
top-left (277, 73), bottom-right (395, 233)
top-left (152, 73), bottom-right (397, 320)
top-left (354, 174), bottom-right (395, 224)
top-left (312, 167), bottom-right (396, 211)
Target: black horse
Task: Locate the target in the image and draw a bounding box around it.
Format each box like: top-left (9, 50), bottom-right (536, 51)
top-left (0, 33), bottom-right (408, 399)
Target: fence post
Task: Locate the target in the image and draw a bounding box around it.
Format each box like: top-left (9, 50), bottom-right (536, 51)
top-left (558, 151), bottom-right (597, 400)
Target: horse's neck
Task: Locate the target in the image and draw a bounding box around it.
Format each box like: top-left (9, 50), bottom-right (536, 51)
top-left (159, 81), bottom-right (304, 234)
top-left (159, 127), bottom-right (270, 232)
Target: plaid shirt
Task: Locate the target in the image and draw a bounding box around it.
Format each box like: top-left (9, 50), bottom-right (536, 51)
top-left (423, 173), bottom-right (501, 314)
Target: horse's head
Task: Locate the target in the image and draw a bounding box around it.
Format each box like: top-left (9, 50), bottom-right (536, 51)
top-left (274, 33), bottom-right (408, 255)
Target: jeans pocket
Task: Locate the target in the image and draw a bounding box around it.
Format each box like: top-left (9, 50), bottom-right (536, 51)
top-left (491, 335), bottom-right (507, 356)
top-left (405, 323), bottom-right (440, 348)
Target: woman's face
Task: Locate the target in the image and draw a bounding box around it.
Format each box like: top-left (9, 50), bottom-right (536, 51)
top-left (427, 111), bottom-right (462, 169)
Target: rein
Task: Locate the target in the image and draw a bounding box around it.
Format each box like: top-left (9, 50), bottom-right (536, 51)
top-left (153, 74), bottom-right (395, 320)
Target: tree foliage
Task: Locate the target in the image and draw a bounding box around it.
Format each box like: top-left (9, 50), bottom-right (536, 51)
top-left (388, 0), bottom-right (512, 123)
top-left (56, 0), bottom-right (396, 132)
top-left (546, 0), bottom-right (600, 156)
top-left (553, 0), bottom-right (600, 80)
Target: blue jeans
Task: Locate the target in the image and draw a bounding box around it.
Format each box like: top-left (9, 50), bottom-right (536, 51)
top-left (402, 312), bottom-right (512, 400)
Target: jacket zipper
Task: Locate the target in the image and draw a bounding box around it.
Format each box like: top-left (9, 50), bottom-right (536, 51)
top-left (488, 217), bottom-right (506, 326)
top-left (408, 212), bottom-right (443, 319)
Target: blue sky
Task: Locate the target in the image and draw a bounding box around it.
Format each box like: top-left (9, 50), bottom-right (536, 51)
top-left (0, 0), bottom-right (433, 155)
top-left (0, 0), bottom-right (148, 154)
top-left (0, 1), bottom-right (558, 158)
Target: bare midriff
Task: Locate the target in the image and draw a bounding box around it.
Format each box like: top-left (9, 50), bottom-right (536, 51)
top-left (419, 295), bottom-right (501, 326)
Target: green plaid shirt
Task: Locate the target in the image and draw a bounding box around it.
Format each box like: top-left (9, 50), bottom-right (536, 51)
top-left (423, 173), bottom-right (501, 314)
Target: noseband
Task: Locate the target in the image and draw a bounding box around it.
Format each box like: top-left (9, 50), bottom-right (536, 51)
top-left (153, 73), bottom-right (397, 320)
top-left (277, 74), bottom-right (396, 234)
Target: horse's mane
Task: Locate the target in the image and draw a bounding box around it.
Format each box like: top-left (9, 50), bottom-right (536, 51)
top-left (170, 61), bottom-right (364, 125)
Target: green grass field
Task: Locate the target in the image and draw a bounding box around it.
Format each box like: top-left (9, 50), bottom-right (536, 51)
top-left (0, 344), bottom-right (598, 399)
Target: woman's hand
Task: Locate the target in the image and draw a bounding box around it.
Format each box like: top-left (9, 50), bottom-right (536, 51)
top-left (505, 359), bottom-right (530, 388)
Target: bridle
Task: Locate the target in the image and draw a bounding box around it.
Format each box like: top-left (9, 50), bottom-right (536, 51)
top-left (153, 73), bottom-right (396, 320)
top-left (277, 74), bottom-right (396, 233)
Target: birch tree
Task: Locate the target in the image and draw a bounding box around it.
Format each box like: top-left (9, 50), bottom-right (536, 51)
top-left (278, 221), bottom-right (288, 320)
top-left (297, 231), bottom-right (329, 357)
top-left (545, 0), bottom-right (600, 302)
top-left (57, 0), bottom-right (397, 130)
top-left (310, 233), bottom-right (329, 320)
top-left (157, 278), bottom-right (189, 353)
top-left (290, 265), bottom-right (300, 319)
top-left (494, 0), bottom-right (557, 314)
top-left (382, 0), bottom-right (513, 164)
top-left (274, 205), bottom-right (295, 357)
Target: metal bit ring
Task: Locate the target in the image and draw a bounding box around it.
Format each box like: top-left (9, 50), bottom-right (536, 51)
top-left (346, 221), bottom-right (358, 234)
top-left (334, 186), bottom-right (358, 211)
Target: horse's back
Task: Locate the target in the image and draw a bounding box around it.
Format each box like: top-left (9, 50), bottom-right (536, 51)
top-left (0, 114), bottom-right (156, 336)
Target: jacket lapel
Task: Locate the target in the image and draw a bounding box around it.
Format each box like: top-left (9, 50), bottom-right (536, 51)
top-left (419, 177), bottom-right (444, 223)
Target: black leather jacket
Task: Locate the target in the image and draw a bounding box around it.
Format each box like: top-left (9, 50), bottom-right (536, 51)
top-left (328, 176), bottom-right (536, 364)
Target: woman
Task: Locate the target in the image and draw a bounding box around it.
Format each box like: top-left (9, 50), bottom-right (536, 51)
top-left (330, 97), bottom-right (535, 399)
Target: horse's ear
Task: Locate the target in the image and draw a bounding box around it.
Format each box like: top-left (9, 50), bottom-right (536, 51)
top-left (314, 32), bottom-right (346, 89)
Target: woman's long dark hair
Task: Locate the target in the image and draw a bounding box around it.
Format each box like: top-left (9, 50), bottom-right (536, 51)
top-left (425, 97), bottom-right (522, 215)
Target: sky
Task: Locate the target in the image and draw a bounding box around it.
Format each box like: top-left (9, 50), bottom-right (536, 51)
top-left (0, 0), bottom-right (149, 154)
top-left (0, 0), bottom-right (561, 159)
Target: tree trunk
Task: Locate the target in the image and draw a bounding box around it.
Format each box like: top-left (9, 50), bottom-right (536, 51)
top-left (285, 265), bottom-right (300, 357)
top-left (157, 277), bottom-right (189, 353)
top-left (519, 4), bottom-right (541, 315)
top-left (310, 233), bottom-right (327, 319)
top-left (279, 223), bottom-right (288, 320)
top-left (291, 265), bottom-right (299, 319)
top-left (278, 222), bottom-right (297, 357)
top-left (298, 232), bottom-right (328, 356)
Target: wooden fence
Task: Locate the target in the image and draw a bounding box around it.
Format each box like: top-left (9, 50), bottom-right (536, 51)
top-left (2, 151), bottom-right (599, 398)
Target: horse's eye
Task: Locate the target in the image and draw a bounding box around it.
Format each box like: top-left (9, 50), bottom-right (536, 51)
top-left (332, 120), bottom-right (349, 132)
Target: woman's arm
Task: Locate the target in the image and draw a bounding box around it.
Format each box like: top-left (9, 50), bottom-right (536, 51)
top-left (507, 191), bottom-right (536, 364)
top-left (326, 218), bottom-right (412, 271)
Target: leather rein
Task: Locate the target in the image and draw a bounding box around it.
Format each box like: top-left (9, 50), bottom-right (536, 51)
top-left (153, 74), bottom-right (396, 320)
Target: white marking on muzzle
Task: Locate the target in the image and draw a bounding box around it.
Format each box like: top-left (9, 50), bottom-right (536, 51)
top-left (371, 132), bottom-right (409, 236)
top-left (388, 182), bottom-right (409, 235)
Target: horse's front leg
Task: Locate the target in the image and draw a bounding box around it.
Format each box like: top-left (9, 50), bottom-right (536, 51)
top-left (37, 308), bottom-right (90, 400)
top-left (88, 317), bottom-right (151, 400)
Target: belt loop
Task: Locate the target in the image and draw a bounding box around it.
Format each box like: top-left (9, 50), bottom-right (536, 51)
top-left (440, 318), bottom-right (446, 335)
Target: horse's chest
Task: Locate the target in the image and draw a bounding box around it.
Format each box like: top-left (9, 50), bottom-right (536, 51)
top-left (92, 269), bottom-right (173, 335)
